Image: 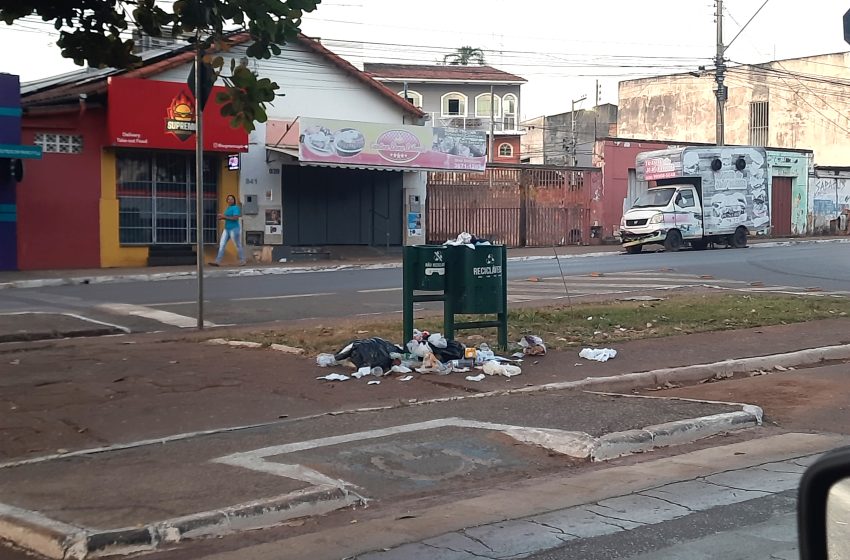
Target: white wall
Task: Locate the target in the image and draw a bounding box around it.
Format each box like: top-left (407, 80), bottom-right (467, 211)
top-left (153, 40), bottom-right (410, 123)
top-left (152, 39), bottom-right (424, 248)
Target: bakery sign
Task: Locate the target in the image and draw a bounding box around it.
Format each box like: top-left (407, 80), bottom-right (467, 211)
top-left (107, 77), bottom-right (248, 152)
top-left (298, 117), bottom-right (487, 171)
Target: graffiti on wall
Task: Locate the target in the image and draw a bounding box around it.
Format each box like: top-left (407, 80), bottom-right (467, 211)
top-left (808, 177), bottom-right (850, 233)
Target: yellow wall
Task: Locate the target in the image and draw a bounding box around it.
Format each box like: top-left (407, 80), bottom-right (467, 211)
top-left (99, 151), bottom-right (237, 268)
top-left (214, 158), bottom-right (242, 264)
top-left (100, 149), bottom-right (148, 268)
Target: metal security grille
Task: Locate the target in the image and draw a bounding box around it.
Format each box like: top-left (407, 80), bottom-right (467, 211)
top-left (117, 151), bottom-right (218, 245)
top-left (749, 101), bottom-right (769, 146)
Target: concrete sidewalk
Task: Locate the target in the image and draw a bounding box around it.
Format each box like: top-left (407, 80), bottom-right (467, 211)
top-left (2, 319), bottom-right (850, 558)
top-left (1, 236), bottom-right (847, 290)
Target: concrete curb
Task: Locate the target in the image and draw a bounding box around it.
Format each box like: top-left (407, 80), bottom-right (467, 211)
top-left (0, 486), bottom-right (363, 559)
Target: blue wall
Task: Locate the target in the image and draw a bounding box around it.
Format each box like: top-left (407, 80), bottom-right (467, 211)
top-left (0, 73), bottom-right (20, 270)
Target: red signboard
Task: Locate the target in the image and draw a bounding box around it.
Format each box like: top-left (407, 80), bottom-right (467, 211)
top-left (107, 77), bottom-right (248, 152)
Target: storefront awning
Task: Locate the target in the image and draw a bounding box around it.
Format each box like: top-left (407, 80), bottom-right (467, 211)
top-left (266, 144), bottom-right (419, 172)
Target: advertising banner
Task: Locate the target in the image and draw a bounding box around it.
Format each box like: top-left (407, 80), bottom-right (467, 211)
top-left (107, 77), bottom-right (248, 152)
top-left (298, 117), bottom-right (487, 171)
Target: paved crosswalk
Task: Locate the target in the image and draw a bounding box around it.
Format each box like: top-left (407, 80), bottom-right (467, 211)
top-left (507, 270), bottom-right (847, 303)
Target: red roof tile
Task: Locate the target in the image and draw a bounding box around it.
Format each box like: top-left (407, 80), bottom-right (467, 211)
top-left (364, 63), bottom-right (526, 83)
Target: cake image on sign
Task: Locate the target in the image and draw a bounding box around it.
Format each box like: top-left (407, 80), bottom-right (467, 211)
top-left (334, 128), bottom-right (366, 157)
top-left (375, 129), bottom-right (422, 164)
top-left (165, 92), bottom-right (196, 141)
top-left (301, 125), bottom-right (334, 155)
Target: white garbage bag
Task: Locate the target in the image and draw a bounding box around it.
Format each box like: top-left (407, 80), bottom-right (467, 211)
top-left (579, 348), bottom-right (618, 362)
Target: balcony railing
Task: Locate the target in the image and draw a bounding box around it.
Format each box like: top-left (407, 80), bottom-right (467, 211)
top-left (427, 113), bottom-right (520, 133)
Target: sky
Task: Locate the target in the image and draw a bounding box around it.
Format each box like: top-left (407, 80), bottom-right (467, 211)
top-left (1, 0), bottom-right (847, 120)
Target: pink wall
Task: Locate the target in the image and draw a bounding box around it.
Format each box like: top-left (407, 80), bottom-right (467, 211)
top-left (593, 139), bottom-right (671, 239)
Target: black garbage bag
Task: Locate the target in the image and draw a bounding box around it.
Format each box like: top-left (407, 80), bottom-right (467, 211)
top-left (333, 337), bottom-right (404, 370)
top-left (431, 340), bottom-right (465, 362)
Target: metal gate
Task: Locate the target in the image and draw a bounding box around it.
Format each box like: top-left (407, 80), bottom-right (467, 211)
top-left (427, 164), bottom-right (596, 247)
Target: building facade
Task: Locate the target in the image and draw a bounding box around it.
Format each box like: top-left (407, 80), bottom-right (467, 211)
top-left (617, 52), bottom-right (850, 166)
top-left (16, 35), bottom-right (431, 270)
top-left (364, 63), bottom-right (525, 164)
top-left (522, 104), bottom-right (618, 168)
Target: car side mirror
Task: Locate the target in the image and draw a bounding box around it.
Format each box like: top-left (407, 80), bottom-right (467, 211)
top-left (799, 446), bottom-right (850, 559)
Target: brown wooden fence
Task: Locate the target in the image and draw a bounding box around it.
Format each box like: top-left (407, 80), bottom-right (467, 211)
top-left (426, 164), bottom-right (598, 247)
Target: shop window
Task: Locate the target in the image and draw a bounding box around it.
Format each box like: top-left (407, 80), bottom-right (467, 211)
top-left (498, 143), bottom-right (513, 157)
top-left (33, 133), bottom-right (83, 154)
top-left (117, 151), bottom-right (218, 245)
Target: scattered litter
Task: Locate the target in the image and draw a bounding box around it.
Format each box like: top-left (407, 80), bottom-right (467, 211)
top-left (417, 351), bottom-right (449, 374)
top-left (371, 366), bottom-right (385, 377)
top-left (618, 295), bottom-right (663, 302)
top-left (574, 363), bottom-right (583, 367)
top-left (316, 353), bottom-right (337, 367)
top-left (427, 332), bottom-right (448, 349)
top-left (399, 375), bottom-right (414, 382)
top-left (450, 359), bottom-right (474, 371)
top-left (432, 340), bottom-right (465, 362)
top-left (391, 365), bottom-right (412, 374)
top-left (512, 352), bottom-right (525, 359)
top-left (476, 343), bottom-right (495, 364)
top-left (333, 338), bottom-right (404, 370)
top-left (278, 258), bottom-right (288, 263)
top-left (579, 348), bottom-right (618, 362)
top-left (356, 330), bottom-right (369, 334)
top-left (587, 316), bottom-right (593, 321)
top-left (774, 365), bottom-right (788, 372)
top-left (367, 380), bottom-right (381, 386)
top-left (316, 373), bottom-right (350, 382)
top-left (518, 335), bottom-right (546, 356)
top-left (352, 367), bottom-right (372, 379)
top-left (466, 374), bottom-right (486, 382)
top-left (483, 360), bottom-right (522, 377)
top-left (9, 359), bottom-right (19, 366)
top-left (169, 360), bottom-right (179, 364)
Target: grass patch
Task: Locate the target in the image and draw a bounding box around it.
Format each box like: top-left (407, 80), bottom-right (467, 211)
top-left (233, 293), bottom-right (850, 355)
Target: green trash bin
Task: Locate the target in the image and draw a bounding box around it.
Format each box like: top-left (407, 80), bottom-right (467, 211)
top-left (446, 245), bottom-right (506, 314)
top-left (404, 245), bottom-right (447, 291)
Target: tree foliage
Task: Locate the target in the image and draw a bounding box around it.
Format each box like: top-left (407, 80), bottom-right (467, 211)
top-left (0, 0), bottom-right (322, 131)
top-left (443, 46), bottom-right (486, 66)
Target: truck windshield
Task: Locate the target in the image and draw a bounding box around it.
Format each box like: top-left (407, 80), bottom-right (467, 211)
top-left (633, 188), bottom-right (677, 208)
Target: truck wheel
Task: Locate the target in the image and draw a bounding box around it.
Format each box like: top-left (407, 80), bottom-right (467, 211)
top-left (690, 239), bottom-right (708, 251)
top-left (732, 226), bottom-right (748, 248)
top-left (663, 230), bottom-right (683, 252)
top-left (625, 245), bottom-right (642, 254)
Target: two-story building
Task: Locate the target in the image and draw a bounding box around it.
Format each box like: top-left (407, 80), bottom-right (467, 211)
top-left (364, 63), bottom-right (526, 163)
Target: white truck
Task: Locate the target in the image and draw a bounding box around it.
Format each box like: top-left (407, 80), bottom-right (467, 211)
top-left (620, 146), bottom-right (769, 254)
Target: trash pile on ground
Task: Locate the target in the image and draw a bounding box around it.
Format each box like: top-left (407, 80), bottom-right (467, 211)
top-left (315, 330), bottom-right (542, 384)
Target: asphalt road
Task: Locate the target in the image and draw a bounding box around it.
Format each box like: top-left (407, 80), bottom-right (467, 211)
top-left (1, 241), bottom-right (849, 332)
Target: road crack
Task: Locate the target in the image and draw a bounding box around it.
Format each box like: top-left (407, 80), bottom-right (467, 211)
top-left (421, 541), bottom-right (495, 559)
top-left (585, 506), bottom-right (644, 528)
top-left (637, 492), bottom-right (694, 512)
top-left (460, 530), bottom-right (497, 553)
top-left (528, 519), bottom-right (581, 539)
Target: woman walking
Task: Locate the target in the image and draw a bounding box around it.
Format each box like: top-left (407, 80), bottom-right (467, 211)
top-left (210, 194), bottom-right (246, 266)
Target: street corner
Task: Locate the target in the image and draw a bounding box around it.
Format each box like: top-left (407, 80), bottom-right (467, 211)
top-left (0, 312), bottom-right (128, 343)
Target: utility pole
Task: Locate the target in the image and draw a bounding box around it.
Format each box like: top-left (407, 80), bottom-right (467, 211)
top-left (570, 95), bottom-right (586, 167)
top-left (194, 44), bottom-right (205, 329)
top-left (488, 84), bottom-right (495, 163)
top-left (715, 0), bottom-right (727, 146)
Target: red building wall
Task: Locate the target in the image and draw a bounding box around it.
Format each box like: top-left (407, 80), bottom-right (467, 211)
top-left (19, 107), bottom-right (106, 270)
top-left (493, 136), bottom-right (521, 164)
top-left (593, 138), bottom-right (671, 239)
